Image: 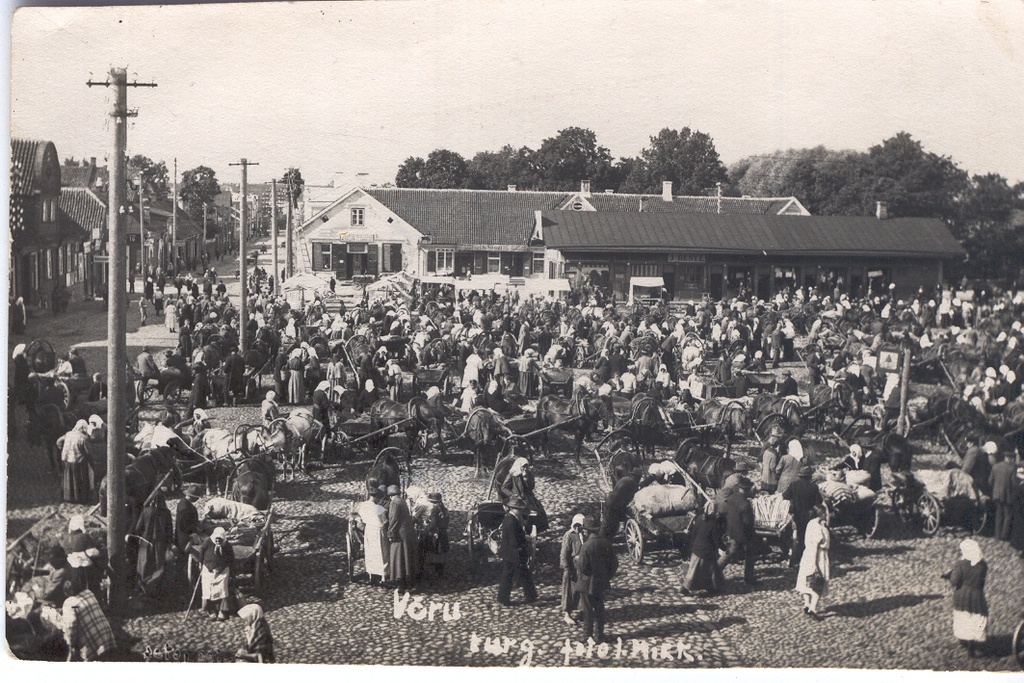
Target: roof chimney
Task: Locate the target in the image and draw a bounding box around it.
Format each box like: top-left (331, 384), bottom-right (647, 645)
top-left (876, 201), bottom-right (888, 219)
top-left (507, 184), bottom-right (517, 192)
top-left (580, 180), bottom-right (591, 198)
top-left (662, 181), bottom-right (673, 202)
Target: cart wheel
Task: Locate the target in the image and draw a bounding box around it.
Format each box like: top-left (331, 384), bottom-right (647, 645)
top-left (346, 528), bottom-right (355, 580)
top-left (969, 503), bottom-right (988, 535)
top-left (864, 507), bottom-right (883, 539)
top-left (916, 492), bottom-right (941, 537)
top-left (187, 553), bottom-right (199, 586)
top-left (466, 513), bottom-right (479, 563)
top-left (165, 380), bottom-right (182, 402)
top-left (624, 519), bottom-right (644, 565)
top-left (1013, 617), bottom-right (1024, 669)
top-left (142, 384), bottom-right (160, 406)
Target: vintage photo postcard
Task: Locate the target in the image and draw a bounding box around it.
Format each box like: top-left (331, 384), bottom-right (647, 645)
top-left (5, 0), bottom-right (1024, 676)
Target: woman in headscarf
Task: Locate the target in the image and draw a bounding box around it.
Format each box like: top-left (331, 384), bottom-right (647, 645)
top-left (235, 603), bottom-right (275, 663)
top-left (66, 514), bottom-right (102, 594)
top-left (261, 390), bottom-right (280, 428)
top-left (386, 357), bottom-right (403, 400)
top-left (681, 500), bottom-right (725, 596)
top-left (326, 351), bottom-right (346, 395)
top-left (355, 379), bottom-right (379, 415)
top-left (304, 347), bottom-right (322, 395)
top-left (795, 505), bottom-right (831, 620)
top-left (518, 349), bottom-right (539, 398)
top-left (463, 348), bottom-right (482, 388)
top-left (61, 420), bottom-right (94, 504)
top-left (386, 485), bottom-right (418, 589)
top-left (500, 457), bottom-right (549, 533)
top-left (459, 379), bottom-right (480, 414)
top-left (199, 526), bottom-right (234, 620)
top-left (356, 490), bottom-right (390, 585)
top-left (11, 296), bottom-right (26, 335)
top-left (944, 539), bottom-right (988, 657)
top-left (654, 363), bottom-right (673, 402)
top-left (775, 439), bottom-right (804, 496)
top-left (287, 348), bottom-right (306, 405)
top-left (492, 347), bottom-right (511, 383)
top-left (559, 513), bottom-right (588, 624)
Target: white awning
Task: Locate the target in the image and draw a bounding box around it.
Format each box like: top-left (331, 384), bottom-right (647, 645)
top-left (630, 276), bottom-right (664, 289)
top-left (281, 272), bottom-right (329, 292)
top-left (452, 273), bottom-right (510, 290)
top-left (420, 275), bottom-right (455, 285)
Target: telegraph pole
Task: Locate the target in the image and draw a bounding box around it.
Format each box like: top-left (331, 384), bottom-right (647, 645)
top-left (139, 175), bottom-right (146, 285)
top-left (172, 158), bottom-right (178, 275)
top-left (286, 179), bottom-right (294, 279)
top-left (229, 158), bottom-right (258, 355)
top-left (87, 67), bottom-right (156, 611)
top-left (271, 179), bottom-right (279, 295)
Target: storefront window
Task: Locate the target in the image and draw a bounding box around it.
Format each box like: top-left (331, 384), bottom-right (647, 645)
top-left (320, 243), bottom-right (333, 270)
top-left (487, 252), bottom-right (501, 274)
top-left (531, 252), bottom-right (545, 276)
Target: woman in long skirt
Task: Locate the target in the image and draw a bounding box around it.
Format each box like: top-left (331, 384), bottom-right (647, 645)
top-left (795, 505), bottom-right (830, 620)
top-left (287, 350), bottom-right (306, 405)
top-left (356, 493), bottom-right (390, 585)
top-left (386, 486), bottom-right (418, 589)
top-left (945, 539), bottom-right (988, 657)
top-left (682, 500), bottom-right (725, 595)
top-left (60, 421), bottom-right (94, 504)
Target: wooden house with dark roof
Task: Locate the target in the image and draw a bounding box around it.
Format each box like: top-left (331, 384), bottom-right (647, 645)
top-left (10, 138), bottom-right (93, 306)
top-left (535, 208), bottom-right (966, 301)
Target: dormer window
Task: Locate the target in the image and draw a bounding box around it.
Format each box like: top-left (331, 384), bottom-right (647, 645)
top-left (350, 207), bottom-right (365, 227)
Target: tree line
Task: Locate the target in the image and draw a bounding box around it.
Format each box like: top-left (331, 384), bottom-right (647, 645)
top-left (395, 128), bottom-right (1024, 281)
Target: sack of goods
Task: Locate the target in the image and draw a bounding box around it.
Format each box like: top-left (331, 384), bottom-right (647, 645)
top-left (633, 484), bottom-right (699, 517)
top-left (204, 497), bottom-right (262, 521)
top-left (818, 481), bottom-right (876, 505)
top-left (845, 469), bottom-right (871, 488)
top-left (751, 494), bottom-right (791, 531)
top-left (914, 469), bottom-right (978, 502)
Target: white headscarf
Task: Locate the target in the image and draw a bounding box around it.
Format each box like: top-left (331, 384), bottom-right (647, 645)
top-left (365, 379), bottom-right (375, 392)
top-left (788, 439), bottom-right (804, 462)
top-left (959, 539), bottom-right (983, 566)
top-left (509, 457), bottom-right (530, 477)
top-left (12, 344), bottom-right (25, 359)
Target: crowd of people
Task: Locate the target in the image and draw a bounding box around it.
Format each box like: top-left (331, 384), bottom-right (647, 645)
top-left (9, 254), bottom-right (1024, 660)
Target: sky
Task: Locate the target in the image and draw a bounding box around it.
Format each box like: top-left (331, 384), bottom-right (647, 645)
top-left (8, 0), bottom-right (1024, 189)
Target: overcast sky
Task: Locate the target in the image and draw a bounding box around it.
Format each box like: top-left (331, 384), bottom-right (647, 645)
top-left (9, 0), bottom-right (1024, 189)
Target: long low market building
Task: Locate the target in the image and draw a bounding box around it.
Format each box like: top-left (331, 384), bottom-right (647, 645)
top-left (294, 183), bottom-right (965, 301)
top-left (534, 208), bottom-right (966, 301)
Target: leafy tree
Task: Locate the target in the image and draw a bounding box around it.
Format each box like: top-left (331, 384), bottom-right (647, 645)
top-left (862, 132), bottom-right (969, 221)
top-left (955, 173), bottom-right (1023, 278)
top-left (128, 154), bottom-right (170, 201)
top-left (180, 165), bottom-right (221, 219)
top-left (620, 127), bottom-right (728, 195)
top-left (395, 156), bottom-right (426, 187)
top-left (282, 167), bottom-right (304, 207)
top-left (467, 145), bottom-right (537, 190)
top-left (63, 157), bottom-right (82, 166)
top-left (532, 127), bottom-right (614, 191)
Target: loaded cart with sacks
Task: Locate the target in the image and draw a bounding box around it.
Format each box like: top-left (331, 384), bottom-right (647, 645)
top-left (621, 459), bottom-right (709, 565)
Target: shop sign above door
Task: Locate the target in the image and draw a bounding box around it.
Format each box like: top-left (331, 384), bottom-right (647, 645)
top-left (667, 253), bottom-right (706, 263)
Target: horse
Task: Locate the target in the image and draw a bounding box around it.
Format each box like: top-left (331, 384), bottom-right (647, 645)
top-left (674, 438), bottom-right (735, 490)
top-left (264, 408), bottom-right (321, 479)
top-left (27, 403), bottom-right (78, 471)
top-left (99, 448), bottom-right (181, 528)
top-left (229, 456), bottom-right (274, 510)
top-left (621, 394), bottom-right (674, 460)
top-left (190, 426), bottom-right (265, 492)
top-left (696, 398), bottom-right (751, 447)
top-left (535, 394), bottom-right (611, 466)
top-left (750, 394), bottom-right (805, 435)
top-left (459, 408), bottom-right (512, 478)
top-left (368, 397), bottom-right (453, 464)
top-left (809, 381), bottom-right (858, 431)
top-left (365, 447), bottom-right (403, 498)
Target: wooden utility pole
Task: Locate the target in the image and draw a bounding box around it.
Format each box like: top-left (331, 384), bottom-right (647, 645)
top-left (896, 342), bottom-right (913, 437)
top-left (229, 159), bottom-right (258, 355)
top-left (172, 158), bottom-right (178, 274)
top-left (286, 181), bottom-right (294, 279)
top-left (139, 175), bottom-right (145, 284)
top-left (87, 67), bottom-right (156, 611)
top-left (271, 179), bottom-right (279, 295)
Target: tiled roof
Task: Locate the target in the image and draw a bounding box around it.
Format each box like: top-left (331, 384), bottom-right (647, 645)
top-left (540, 210), bottom-right (965, 258)
top-left (577, 193), bottom-right (807, 215)
top-left (126, 199), bottom-right (203, 240)
top-left (366, 188), bottom-right (571, 246)
top-left (60, 162), bottom-right (108, 189)
top-left (60, 188), bottom-right (107, 240)
top-left (10, 138), bottom-right (46, 195)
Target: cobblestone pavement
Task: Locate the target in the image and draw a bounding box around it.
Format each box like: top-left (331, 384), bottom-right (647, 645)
top-left (6, 250), bottom-right (1023, 669)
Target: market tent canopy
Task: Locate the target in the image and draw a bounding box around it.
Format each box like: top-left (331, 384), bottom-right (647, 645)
top-left (281, 272), bottom-right (329, 292)
top-left (419, 275), bottom-right (454, 285)
top-left (628, 276), bottom-right (665, 304)
top-left (452, 273), bottom-right (510, 290)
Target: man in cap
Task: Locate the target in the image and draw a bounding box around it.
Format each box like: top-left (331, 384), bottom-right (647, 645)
top-left (777, 369), bottom-right (798, 398)
top-left (497, 496), bottom-right (537, 606)
top-left (717, 477), bottom-right (758, 586)
top-left (559, 513), bottom-right (588, 624)
top-left (575, 523), bottom-right (618, 643)
top-left (135, 346), bottom-right (160, 403)
top-left (760, 425), bottom-right (785, 494)
top-left (175, 484), bottom-right (203, 553)
top-left (961, 438), bottom-right (996, 497)
top-left (782, 465), bottom-right (823, 569)
top-left (715, 461), bottom-right (754, 507)
top-left (988, 447), bottom-right (1019, 541)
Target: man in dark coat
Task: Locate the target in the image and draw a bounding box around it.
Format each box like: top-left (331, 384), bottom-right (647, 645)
top-left (175, 484), bottom-right (202, 553)
top-left (717, 478), bottom-right (758, 586)
top-left (223, 347), bottom-right (246, 405)
top-left (386, 485), bottom-right (418, 589)
top-left (782, 465), bottom-right (823, 568)
top-left (575, 524), bottom-right (618, 642)
top-left (989, 451), bottom-right (1020, 541)
top-left (497, 496), bottom-right (537, 606)
top-left (604, 468), bottom-right (643, 534)
top-left (777, 369), bottom-right (799, 397)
